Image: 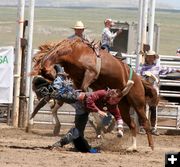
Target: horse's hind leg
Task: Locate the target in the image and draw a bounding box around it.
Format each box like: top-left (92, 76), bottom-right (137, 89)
top-left (133, 105), bottom-right (154, 150)
top-left (119, 100), bottom-right (137, 151)
top-left (49, 100), bottom-right (63, 136)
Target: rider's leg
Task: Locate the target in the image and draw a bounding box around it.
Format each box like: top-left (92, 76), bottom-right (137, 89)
top-left (52, 127), bottom-right (79, 147)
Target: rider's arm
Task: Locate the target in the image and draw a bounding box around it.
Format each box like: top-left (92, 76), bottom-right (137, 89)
top-left (159, 66), bottom-right (178, 75)
top-left (108, 105), bottom-right (121, 121)
top-left (109, 106), bottom-right (123, 129)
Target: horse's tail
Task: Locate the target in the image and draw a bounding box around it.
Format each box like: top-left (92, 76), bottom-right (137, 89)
top-left (141, 79), bottom-right (159, 106)
top-left (30, 96), bottom-right (50, 119)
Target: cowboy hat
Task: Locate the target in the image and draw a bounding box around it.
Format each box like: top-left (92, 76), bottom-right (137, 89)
top-left (145, 50), bottom-right (159, 58)
top-left (104, 18), bottom-right (112, 23)
top-left (72, 21), bottom-right (86, 29)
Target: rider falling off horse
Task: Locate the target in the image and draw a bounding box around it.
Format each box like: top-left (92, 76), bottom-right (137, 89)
top-left (32, 64), bottom-right (134, 151)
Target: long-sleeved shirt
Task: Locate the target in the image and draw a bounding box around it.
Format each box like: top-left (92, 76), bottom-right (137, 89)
top-left (138, 61), bottom-right (177, 93)
top-left (139, 63), bottom-right (177, 79)
top-left (101, 27), bottom-right (117, 47)
top-left (85, 90), bottom-right (121, 121)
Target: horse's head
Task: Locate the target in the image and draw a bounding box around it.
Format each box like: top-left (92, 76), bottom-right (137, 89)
top-left (30, 57), bottom-right (56, 81)
top-left (41, 65), bottom-right (57, 81)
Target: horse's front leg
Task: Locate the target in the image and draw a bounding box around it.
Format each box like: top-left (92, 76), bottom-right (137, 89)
top-left (49, 99), bottom-right (63, 136)
top-left (81, 69), bottom-right (97, 91)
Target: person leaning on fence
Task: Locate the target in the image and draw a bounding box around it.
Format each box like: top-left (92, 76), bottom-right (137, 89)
top-left (68, 20), bottom-right (91, 42)
top-left (138, 50), bottom-right (180, 136)
top-left (101, 18), bottom-right (122, 52)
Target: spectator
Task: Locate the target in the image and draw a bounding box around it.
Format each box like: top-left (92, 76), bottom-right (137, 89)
top-left (138, 50), bottom-right (180, 135)
top-left (68, 20), bottom-right (90, 42)
top-left (101, 18), bottom-right (122, 52)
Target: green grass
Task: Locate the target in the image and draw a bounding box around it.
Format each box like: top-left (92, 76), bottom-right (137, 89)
top-left (0, 7), bottom-right (180, 55)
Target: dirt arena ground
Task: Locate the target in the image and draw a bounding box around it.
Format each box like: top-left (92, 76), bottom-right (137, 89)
top-left (0, 123), bottom-right (179, 167)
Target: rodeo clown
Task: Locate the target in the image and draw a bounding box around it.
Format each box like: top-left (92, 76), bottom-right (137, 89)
top-left (32, 64), bottom-right (133, 152)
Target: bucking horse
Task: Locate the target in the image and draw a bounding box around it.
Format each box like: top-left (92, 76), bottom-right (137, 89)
top-left (31, 38), bottom-right (158, 151)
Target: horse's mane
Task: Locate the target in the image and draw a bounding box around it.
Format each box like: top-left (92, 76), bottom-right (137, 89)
top-left (35, 38), bottom-right (85, 62)
top-left (31, 38), bottom-right (83, 76)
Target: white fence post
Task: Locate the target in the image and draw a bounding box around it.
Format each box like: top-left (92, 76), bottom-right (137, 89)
top-left (25, 0), bottom-right (35, 128)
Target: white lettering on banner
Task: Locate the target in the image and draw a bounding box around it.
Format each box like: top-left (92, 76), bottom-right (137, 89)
top-left (0, 46), bottom-right (14, 103)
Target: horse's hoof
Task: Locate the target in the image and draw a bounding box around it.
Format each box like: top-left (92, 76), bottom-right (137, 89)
top-left (150, 145), bottom-right (154, 151)
top-left (127, 146), bottom-right (137, 152)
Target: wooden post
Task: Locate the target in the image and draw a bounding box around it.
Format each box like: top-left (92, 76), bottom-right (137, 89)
top-left (12, 0), bottom-right (25, 127)
top-left (19, 37), bottom-right (28, 127)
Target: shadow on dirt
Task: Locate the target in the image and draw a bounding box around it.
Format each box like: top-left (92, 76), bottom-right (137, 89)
top-left (4, 145), bottom-right (52, 150)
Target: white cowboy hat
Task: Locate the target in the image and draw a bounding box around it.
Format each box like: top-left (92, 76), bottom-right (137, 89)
top-left (146, 50), bottom-right (158, 58)
top-left (104, 18), bottom-right (112, 23)
top-left (72, 21), bottom-right (86, 29)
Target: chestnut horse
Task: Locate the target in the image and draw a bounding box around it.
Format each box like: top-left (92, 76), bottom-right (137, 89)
top-left (31, 38), bottom-right (158, 151)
